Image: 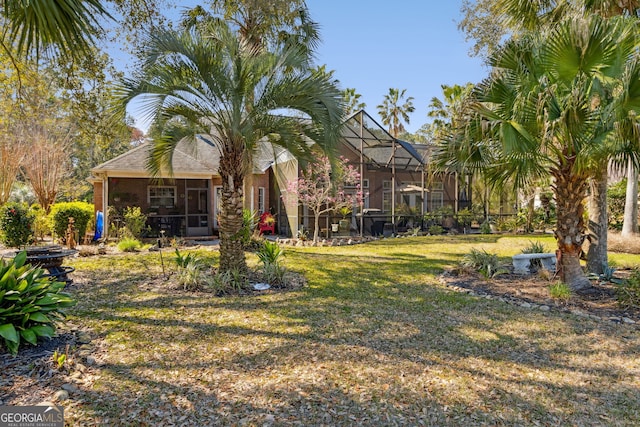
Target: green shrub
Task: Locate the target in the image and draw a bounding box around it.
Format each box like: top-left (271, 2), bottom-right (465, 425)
top-left (29, 204), bottom-right (51, 241)
top-left (117, 237), bottom-right (142, 252)
top-left (428, 225), bottom-right (444, 235)
top-left (549, 281), bottom-right (571, 301)
top-left (49, 202), bottom-right (94, 243)
top-left (122, 206), bottom-right (147, 238)
top-left (0, 252), bottom-right (76, 355)
top-left (607, 179), bottom-right (626, 231)
top-left (480, 221), bottom-right (492, 234)
top-left (461, 248), bottom-right (506, 278)
top-left (617, 270), bottom-right (640, 309)
top-left (0, 202), bottom-right (34, 248)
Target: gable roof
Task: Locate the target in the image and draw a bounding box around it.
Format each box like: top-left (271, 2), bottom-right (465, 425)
top-left (91, 137), bottom-right (220, 178)
top-left (340, 110), bottom-right (427, 171)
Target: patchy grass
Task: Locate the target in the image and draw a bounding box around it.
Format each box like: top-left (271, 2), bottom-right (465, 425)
top-left (8, 235), bottom-right (640, 425)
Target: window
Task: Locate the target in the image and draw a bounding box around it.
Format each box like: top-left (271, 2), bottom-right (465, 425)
top-left (258, 187), bottom-right (265, 213)
top-left (432, 181), bottom-right (444, 191)
top-left (344, 178), bottom-right (369, 189)
top-left (148, 186), bottom-right (176, 208)
top-left (383, 191), bottom-right (392, 212)
top-left (431, 192), bottom-right (443, 211)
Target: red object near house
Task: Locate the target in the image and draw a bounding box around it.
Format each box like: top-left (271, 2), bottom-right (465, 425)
top-left (258, 212), bottom-right (276, 235)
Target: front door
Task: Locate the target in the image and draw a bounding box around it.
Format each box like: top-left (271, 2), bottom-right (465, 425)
top-left (186, 187), bottom-right (210, 236)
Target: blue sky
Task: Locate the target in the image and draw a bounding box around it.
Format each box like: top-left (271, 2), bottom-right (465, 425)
top-left (123, 1), bottom-right (489, 133)
top-left (306, 0), bottom-right (488, 132)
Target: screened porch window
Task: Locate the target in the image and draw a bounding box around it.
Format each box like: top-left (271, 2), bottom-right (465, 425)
top-left (148, 186), bottom-right (176, 208)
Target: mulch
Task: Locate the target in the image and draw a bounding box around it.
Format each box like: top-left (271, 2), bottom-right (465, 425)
top-left (440, 267), bottom-right (640, 324)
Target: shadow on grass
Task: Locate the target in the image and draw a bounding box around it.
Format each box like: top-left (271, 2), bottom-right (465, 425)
top-left (64, 237), bottom-right (640, 425)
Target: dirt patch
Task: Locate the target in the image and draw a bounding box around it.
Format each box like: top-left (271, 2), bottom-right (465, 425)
top-left (441, 267), bottom-right (640, 324)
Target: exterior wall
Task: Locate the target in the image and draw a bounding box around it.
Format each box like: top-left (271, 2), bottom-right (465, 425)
top-left (93, 181), bottom-right (104, 214)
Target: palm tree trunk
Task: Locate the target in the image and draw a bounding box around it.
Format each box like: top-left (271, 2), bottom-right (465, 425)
top-left (621, 160), bottom-right (639, 237)
top-left (218, 151), bottom-right (248, 276)
top-left (553, 167), bottom-right (591, 291)
top-left (586, 165), bottom-right (608, 275)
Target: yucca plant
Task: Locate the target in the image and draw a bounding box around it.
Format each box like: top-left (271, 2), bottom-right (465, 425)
top-left (256, 241), bottom-right (284, 266)
top-left (0, 252), bottom-right (76, 355)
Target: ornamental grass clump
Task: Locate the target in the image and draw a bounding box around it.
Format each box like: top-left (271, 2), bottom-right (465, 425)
top-left (117, 237), bottom-right (143, 252)
top-left (0, 252), bottom-right (76, 355)
top-left (549, 281), bottom-right (572, 302)
top-left (461, 248), bottom-right (506, 278)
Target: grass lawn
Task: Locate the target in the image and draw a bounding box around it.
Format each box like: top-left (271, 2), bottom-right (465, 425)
top-left (61, 235), bottom-right (640, 426)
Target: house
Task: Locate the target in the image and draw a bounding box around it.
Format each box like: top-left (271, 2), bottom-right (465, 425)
top-left (90, 110), bottom-right (469, 238)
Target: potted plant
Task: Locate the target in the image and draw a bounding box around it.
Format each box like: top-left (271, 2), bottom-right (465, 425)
top-left (337, 206), bottom-right (352, 232)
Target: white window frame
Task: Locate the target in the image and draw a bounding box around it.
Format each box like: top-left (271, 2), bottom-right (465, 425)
top-left (148, 186), bottom-right (177, 208)
top-left (258, 187), bottom-right (266, 213)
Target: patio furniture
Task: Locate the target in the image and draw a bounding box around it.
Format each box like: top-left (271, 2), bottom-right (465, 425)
top-left (258, 212), bottom-right (276, 235)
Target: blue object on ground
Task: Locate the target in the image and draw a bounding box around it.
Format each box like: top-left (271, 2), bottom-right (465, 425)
top-left (94, 211), bottom-right (104, 240)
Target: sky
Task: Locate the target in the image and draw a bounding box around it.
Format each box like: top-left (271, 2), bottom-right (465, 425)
top-left (306, 0), bottom-right (488, 132)
top-left (124, 1), bottom-right (489, 134)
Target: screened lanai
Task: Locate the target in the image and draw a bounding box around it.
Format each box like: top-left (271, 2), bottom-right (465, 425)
top-left (339, 110), bottom-right (433, 235)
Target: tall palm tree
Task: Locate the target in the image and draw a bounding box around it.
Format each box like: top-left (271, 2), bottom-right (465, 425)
top-left (1, 0), bottom-right (107, 60)
top-left (376, 88), bottom-right (415, 138)
top-left (472, 15), bottom-right (640, 290)
top-left (117, 22), bottom-right (344, 276)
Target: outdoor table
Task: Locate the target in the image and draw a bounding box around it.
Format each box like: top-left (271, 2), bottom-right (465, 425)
top-left (18, 245), bottom-right (77, 285)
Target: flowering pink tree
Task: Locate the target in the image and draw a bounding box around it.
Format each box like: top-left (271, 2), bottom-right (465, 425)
top-left (284, 155), bottom-right (361, 242)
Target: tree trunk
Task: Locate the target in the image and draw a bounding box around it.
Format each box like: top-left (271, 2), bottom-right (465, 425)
top-left (218, 149), bottom-right (248, 276)
top-left (586, 165), bottom-right (608, 275)
top-left (553, 167), bottom-right (591, 291)
top-left (313, 212), bottom-right (321, 243)
top-left (621, 160), bottom-right (639, 237)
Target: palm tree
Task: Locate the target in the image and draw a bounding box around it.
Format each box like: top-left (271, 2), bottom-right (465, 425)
top-left (1, 0), bottom-right (107, 60)
top-left (472, 15), bottom-right (640, 290)
top-left (460, 0), bottom-right (640, 274)
top-left (377, 88), bottom-right (415, 138)
top-left (117, 22), bottom-right (344, 276)
top-left (342, 88), bottom-right (366, 116)
top-left (427, 84), bottom-right (474, 142)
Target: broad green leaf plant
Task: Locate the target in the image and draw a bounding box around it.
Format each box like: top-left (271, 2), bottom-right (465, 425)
top-left (0, 251), bottom-right (76, 355)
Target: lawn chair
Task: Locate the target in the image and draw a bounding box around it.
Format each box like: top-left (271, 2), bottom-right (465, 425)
top-left (258, 212), bottom-right (276, 235)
